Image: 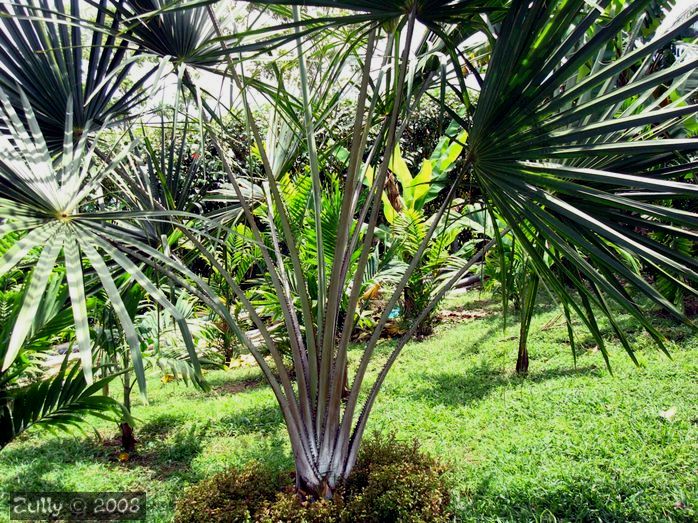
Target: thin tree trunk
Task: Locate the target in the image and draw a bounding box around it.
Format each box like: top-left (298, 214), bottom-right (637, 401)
top-left (404, 286), bottom-right (434, 337)
top-left (222, 327), bottom-right (235, 366)
top-left (120, 375), bottom-right (135, 451)
top-left (120, 422), bottom-right (136, 452)
top-left (515, 268), bottom-right (538, 375)
top-left (516, 337), bottom-right (529, 374)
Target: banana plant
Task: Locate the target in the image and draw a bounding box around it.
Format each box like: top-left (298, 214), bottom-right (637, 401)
top-left (365, 131), bottom-right (472, 334)
top-left (365, 129), bottom-right (469, 224)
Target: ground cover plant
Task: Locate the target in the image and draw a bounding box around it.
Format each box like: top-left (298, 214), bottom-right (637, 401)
top-left (0, 0), bottom-right (696, 518)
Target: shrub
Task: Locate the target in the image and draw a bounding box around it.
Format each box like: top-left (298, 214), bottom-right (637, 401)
top-left (342, 435), bottom-right (451, 523)
top-left (173, 463), bottom-right (281, 523)
top-left (256, 491), bottom-right (341, 522)
top-left (174, 435), bottom-right (452, 522)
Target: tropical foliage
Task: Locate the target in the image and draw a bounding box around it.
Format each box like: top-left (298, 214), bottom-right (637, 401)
top-left (0, 0), bottom-right (695, 505)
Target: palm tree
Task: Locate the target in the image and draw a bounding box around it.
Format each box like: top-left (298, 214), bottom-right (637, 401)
top-left (0, 0), bottom-right (696, 500)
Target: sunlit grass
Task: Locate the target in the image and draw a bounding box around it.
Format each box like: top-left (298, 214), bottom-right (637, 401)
top-left (1, 291), bottom-right (695, 522)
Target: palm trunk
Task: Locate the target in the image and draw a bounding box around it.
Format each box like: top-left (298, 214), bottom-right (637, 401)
top-left (222, 329), bottom-right (235, 366)
top-left (516, 268), bottom-right (539, 375)
top-left (120, 422), bottom-right (136, 452)
top-left (120, 374), bottom-right (135, 451)
top-left (515, 336), bottom-right (529, 374)
top-left (404, 286), bottom-right (434, 337)
top-left (295, 465), bottom-right (335, 500)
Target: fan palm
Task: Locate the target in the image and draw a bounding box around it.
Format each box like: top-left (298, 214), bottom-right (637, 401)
top-left (110, 0), bottom-right (228, 67)
top-left (0, 92), bottom-right (202, 395)
top-left (0, 0), bottom-right (155, 150)
top-left (0, 0), bottom-right (695, 502)
top-left (462, 0), bottom-right (698, 364)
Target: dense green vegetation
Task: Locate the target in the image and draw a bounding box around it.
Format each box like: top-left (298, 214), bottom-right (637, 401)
top-left (0, 0), bottom-right (696, 517)
top-left (1, 292), bottom-right (695, 521)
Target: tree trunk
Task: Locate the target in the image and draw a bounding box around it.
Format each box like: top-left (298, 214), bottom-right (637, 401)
top-left (222, 330), bottom-right (235, 366)
top-left (404, 286), bottom-right (434, 337)
top-left (515, 267), bottom-right (538, 375)
top-left (120, 422), bottom-right (136, 452)
top-left (121, 375), bottom-right (135, 451)
top-left (294, 463), bottom-right (336, 500)
top-left (516, 339), bottom-right (529, 374)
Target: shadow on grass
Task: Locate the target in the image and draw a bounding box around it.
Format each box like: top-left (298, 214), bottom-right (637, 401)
top-left (455, 475), bottom-right (688, 522)
top-left (3, 405), bottom-right (282, 487)
top-left (468, 319), bottom-right (508, 355)
top-left (139, 413), bottom-right (183, 439)
top-left (216, 404), bottom-right (285, 437)
top-left (123, 423), bottom-right (209, 480)
top-left (227, 432), bottom-right (294, 475)
top-left (408, 363), bottom-right (601, 407)
top-left (0, 403), bottom-right (287, 489)
top-left (0, 437), bottom-right (94, 492)
top-left (127, 404), bottom-right (285, 479)
top-left (204, 370), bottom-right (263, 390)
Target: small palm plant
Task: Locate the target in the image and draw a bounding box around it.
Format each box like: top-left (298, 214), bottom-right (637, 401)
top-left (0, 272), bottom-right (128, 450)
top-left (0, 0), bottom-right (696, 502)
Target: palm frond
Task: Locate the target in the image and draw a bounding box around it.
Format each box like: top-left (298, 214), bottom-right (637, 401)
top-left (466, 0), bottom-right (698, 362)
top-left (111, 0), bottom-right (229, 67)
top-left (0, 0), bottom-right (153, 150)
top-left (0, 355), bottom-right (128, 450)
top-left (0, 88), bottom-right (203, 393)
top-left (247, 0), bottom-right (508, 26)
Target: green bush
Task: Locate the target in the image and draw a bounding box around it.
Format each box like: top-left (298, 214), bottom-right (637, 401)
top-left (256, 492), bottom-right (341, 522)
top-left (174, 435), bottom-right (451, 522)
top-left (342, 435), bottom-right (451, 523)
top-left (173, 463), bottom-right (281, 523)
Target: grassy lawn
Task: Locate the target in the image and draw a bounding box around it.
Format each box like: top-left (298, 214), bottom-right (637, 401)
top-left (1, 291), bottom-right (696, 522)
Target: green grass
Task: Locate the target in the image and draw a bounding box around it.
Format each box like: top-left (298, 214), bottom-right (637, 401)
top-left (1, 291), bottom-right (696, 522)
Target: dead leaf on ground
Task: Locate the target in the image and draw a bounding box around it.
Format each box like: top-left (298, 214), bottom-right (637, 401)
top-left (659, 406), bottom-right (677, 422)
top-left (439, 309), bottom-right (490, 323)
